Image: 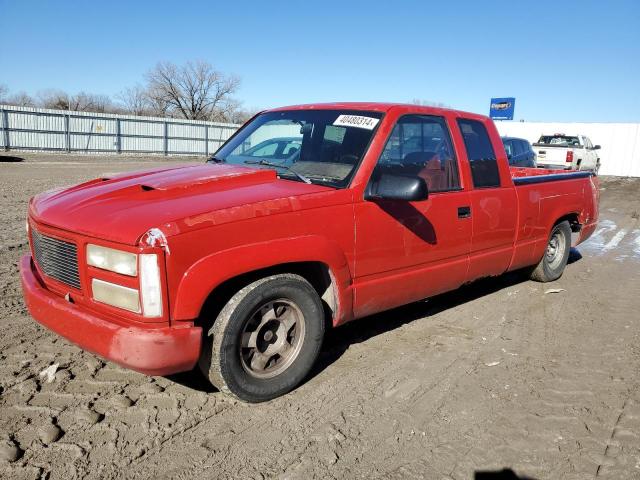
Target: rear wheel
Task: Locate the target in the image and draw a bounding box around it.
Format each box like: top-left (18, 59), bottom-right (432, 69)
top-left (529, 220), bottom-right (572, 282)
top-left (199, 274), bottom-right (325, 402)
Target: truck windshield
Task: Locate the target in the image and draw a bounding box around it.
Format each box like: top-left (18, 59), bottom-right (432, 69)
top-left (537, 135), bottom-right (580, 146)
top-left (209, 110), bottom-right (383, 187)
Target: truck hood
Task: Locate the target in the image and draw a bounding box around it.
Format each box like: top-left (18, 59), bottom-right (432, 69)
top-left (29, 163), bottom-right (331, 245)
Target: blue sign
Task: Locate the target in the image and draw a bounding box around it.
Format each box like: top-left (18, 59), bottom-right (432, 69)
top-left (489, 97), bottom-right (515, 120)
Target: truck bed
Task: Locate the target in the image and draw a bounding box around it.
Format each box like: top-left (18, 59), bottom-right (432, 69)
top-left (505, 166), bottom-right (599, 273)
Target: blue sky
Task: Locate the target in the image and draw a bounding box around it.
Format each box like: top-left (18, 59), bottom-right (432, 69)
top-left (1, 0), bottom-right (639, 122)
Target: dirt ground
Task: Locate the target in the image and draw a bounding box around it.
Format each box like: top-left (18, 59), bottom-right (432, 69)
top-left (1, 152), bottom-right (639, 480)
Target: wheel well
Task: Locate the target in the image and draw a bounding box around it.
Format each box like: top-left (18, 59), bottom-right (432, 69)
top-left (555, 213), bottom-right (581, 232)
top-left (196, 262), bottom-right (337, 332)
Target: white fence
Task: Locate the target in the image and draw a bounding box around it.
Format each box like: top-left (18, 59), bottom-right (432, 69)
top-left (2, 105), bottom-right (638, 177)
top-left (495, 121), bottom-right (640, 177)
top-left (0, 105), bottom-right (240, 156)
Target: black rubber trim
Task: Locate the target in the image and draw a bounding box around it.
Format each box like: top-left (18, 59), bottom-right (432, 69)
top-left (513, 171), bottom-right (593, 186)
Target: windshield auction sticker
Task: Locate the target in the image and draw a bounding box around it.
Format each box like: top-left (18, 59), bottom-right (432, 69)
top-left (333, 115), bottom-right (379, 130)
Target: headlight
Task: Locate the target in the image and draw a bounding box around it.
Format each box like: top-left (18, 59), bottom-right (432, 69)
top-left (139, 254), bottom-right (163, 317)
top-left (87, 244), bottom-right (137, 276)
top-left (92, 279), bottom-right (141, 313)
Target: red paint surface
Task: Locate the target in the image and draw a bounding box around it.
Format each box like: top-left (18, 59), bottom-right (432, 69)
top-left (20, 256), bottom-right (201, 375)
top-left (21, 103), bottom-right (599, 376)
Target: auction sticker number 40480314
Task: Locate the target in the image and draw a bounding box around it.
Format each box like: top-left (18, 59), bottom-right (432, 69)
top-left (333, 115), bottom-right (380, 130)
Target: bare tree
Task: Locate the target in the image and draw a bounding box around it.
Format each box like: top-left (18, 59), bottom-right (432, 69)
top-left (0, 84), bottom-right (8, 103)
top-left (145, 61), bottom-right (240, 120)
top-left (209, 98), bottom-right (259, 124)
top-left (73, 92), bottom-right (114, 112)
top-left (145, 86), bottom-right (172, 117)
top-left (116, 85), bottom-right (149, 115)
top-left (37, 89), bottom-right (69, 110)
top-left (5, 91), bottom-right (36, 107)
top-left (1, 60), bottom-right (245, 120)
top-left (38, 89), bottom-right (115, 112)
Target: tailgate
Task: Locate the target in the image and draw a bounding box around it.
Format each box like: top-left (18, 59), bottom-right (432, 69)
top-left (534, 146), bottom-right (569, 167)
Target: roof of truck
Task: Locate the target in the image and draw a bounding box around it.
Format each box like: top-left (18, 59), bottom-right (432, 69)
top-left (267, 102), bottom-right (484, 119)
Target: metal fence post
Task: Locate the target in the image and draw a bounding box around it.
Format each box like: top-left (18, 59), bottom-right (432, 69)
top-left (65, 113), bottom-right (71, 152)
top-left (204, 123), bottom-right (209, 157)
top-left (115, 118), bottom-right (121, 154)
top-left (163, 121), bottom-right (168, 156)
top-left (1, 108), bottom-right (10, 151)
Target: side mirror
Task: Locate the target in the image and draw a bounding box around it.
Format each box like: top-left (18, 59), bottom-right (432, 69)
top-left (593, 145), bottom-right (601, 150)
top-left (506, 152), bottom-right (512, 160)
top-left (365, 174), bottom-right (428, 202)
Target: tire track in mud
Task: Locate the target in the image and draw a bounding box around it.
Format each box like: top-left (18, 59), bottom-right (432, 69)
top-left (594, 383), bottom-right (640, 478)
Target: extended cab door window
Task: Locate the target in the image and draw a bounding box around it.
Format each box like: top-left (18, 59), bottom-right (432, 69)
top-left (457, 119), bottom-right (500, 188)
top-left (374, 115), bottom-right (460, 192)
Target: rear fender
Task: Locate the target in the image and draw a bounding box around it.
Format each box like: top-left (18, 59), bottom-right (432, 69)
top-left (172, 236), bottom-right (353, 325)
top-left (534, 189), bottom-right (587, 259)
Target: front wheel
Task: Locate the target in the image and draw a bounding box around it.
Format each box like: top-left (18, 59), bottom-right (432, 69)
top-left (529, 220), bottom-right (572, 282)
top-left (199, 274), bottom-right (325, 402)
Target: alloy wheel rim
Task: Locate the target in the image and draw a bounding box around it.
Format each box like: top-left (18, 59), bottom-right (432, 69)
top-left (239, 299), bottom-right (306, 379)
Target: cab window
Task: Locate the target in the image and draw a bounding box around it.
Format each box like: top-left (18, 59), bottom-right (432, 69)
top-left (374, 115), bottom-right (460, 192)
top-left (457, 119), bottom-right (500, 188)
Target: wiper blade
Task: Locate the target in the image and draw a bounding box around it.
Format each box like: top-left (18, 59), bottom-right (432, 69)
top-left (207, 155), bottom-right (225, 163)
top-left (244, 159), bottom-right (311, 184)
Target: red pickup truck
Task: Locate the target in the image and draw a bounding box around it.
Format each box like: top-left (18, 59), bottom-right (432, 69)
top-left (21, 103), bottom-right (599, 402)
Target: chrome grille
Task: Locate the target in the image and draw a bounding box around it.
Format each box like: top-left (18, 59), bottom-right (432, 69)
top-left (31, 228), bottom-right (81, 289)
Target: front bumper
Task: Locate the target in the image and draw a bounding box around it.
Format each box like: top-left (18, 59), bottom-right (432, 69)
top-left (20, 255), bottom-right (202, 376)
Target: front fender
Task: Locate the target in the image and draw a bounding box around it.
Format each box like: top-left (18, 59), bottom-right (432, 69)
top-left (172, 235), bottom-right (353, 324)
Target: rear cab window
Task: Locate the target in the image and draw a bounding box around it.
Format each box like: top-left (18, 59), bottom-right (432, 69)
top-left (537, 135), bottom-right (580, 146)
top-left (457, 119), bottom-right (500, 188)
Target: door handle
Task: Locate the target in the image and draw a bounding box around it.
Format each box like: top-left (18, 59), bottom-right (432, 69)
top-left (458, 206), bottom-right (471, 218)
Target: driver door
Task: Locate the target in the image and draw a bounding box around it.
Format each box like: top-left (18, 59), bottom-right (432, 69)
top-left (353, 114), bottom-right (472, 318)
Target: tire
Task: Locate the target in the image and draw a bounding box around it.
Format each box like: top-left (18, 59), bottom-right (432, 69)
top-left (198, 274), bottom-right (325, 402)
top-left (529, 220), bottom-right (572, 282)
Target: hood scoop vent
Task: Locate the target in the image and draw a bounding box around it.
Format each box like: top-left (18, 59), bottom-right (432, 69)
top-left (135, 165), bottom-right (278, 192)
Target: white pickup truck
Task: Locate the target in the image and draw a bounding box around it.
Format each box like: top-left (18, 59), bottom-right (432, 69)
top-left (532, 134), bottom-right (601, 174)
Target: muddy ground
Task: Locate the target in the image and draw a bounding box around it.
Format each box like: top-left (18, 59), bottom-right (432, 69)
top-left (1, 152), bottom-right (639, 480)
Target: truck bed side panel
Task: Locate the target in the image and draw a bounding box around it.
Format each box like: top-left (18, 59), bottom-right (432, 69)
top-left (509, 172), bottom-right (596, 270)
